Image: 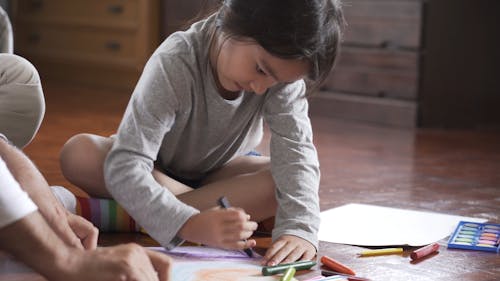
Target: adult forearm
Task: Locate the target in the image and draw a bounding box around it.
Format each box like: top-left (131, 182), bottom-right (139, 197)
top-left (0, 138), bottom-right (61, 214)
top-left (0, 211), bottom-right (72, 280)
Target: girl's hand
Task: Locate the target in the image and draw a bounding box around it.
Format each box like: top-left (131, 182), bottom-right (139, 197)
top-left (261, 235), bottom-right (316, 266)
top-left (178, 207), bottom-right (257, 250)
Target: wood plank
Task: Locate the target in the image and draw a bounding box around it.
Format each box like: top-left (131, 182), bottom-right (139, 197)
top-left (309, 91), bottom-right (417, 128)
top-left (324, 47), bottom-right (419, 100)
top-left (342, 0), bottom-right (422, 48)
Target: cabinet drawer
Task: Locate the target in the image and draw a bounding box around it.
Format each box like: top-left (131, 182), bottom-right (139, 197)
top-left (15, 0), bottom-right (139, 25)
top-left (323, 47), bottom-right (419, 100)
top-left (343, 0), bottom-right (422, 49)
top-left (15, 24), bottom-right (139, 65)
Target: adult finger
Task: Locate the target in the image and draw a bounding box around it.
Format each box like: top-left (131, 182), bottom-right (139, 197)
top-left (49, 216), bottom-right (84, 249)
top-left (68, 215), bottom-right (99, 249)
top-left (145, 249), bottom-right (172, 281)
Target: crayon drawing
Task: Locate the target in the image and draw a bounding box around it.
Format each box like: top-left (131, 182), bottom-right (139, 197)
top-left (171, 260), bottom-right (280, 281)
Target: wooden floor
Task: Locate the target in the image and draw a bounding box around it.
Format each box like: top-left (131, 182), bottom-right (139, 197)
top-left (14, 82), bottom-right (500, 280)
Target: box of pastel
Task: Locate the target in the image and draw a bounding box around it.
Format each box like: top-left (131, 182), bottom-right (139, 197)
top-left (447, 221), bottom-right (500, 253)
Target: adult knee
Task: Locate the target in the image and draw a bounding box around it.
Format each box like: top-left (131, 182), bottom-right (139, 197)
top-left (0, 54), bottom-right (41, 85)
top-left (0, 54), bottom-right (45, 148)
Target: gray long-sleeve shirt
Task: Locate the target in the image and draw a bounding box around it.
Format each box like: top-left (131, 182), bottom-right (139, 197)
top-left (104, 15), bottom-right (320, 249)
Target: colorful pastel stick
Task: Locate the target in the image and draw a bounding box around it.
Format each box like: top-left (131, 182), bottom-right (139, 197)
top-left (280, 266), bottom-right (296, 281)
top-left (358, 247), bottom-right (403, 257)
top-left (410, 243), bottom-right (439, 260)
top-left (262, 260), bottom-right (316, 276)
top-left (321, 256), bottom-right (356, 276)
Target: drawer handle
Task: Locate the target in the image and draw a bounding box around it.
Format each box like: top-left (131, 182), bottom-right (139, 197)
top-left (107, 5), bottom-right (124, 14)
top-left (105, 41), bottom-right (121, 52)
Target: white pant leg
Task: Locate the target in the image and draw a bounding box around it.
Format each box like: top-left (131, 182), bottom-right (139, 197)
top-left (0, 54), bottom-right (45, 148)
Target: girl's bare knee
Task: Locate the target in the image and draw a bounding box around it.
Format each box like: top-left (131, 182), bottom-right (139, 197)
top-left (59, 134), bottom-right (110, 188)
top-left (60, 134), bottom-right (91, 175)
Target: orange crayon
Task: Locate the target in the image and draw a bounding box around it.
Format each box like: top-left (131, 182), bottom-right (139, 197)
top-left (320, 255), bottom-right (356, 276)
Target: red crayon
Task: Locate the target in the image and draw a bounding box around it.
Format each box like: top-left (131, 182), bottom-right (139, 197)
top-left (320, 255), bottom-right (356, 276)
top-left (410, 243), bottom-right (440, 260)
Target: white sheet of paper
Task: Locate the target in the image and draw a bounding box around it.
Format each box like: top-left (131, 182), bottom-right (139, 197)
top-left (318, 203), bottom-right (487, 246)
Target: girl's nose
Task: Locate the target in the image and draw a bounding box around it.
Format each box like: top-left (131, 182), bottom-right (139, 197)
top-left (251, 77), bottom-right (276, 95)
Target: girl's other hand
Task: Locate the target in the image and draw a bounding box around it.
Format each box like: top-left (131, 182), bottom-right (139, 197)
top-left (261, 235), bottom-right (316, 266)
top-left (178, 207), bottom-right (257, 250)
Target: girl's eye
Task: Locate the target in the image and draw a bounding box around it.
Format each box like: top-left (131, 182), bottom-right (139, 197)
top-left (256, 65), bottom-right (266, 75)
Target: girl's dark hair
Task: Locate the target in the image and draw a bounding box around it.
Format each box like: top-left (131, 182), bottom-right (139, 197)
top-left (214, 0), bottom-right (345, 93)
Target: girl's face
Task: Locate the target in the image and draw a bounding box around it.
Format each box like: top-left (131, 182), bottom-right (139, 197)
top-left (213, 37), bottom-right (310, 96)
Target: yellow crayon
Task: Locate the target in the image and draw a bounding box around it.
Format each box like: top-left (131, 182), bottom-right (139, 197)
top-left (358, 247), bottom-right (404, 257)
top-left (280, 266), bottom-right (296, 281)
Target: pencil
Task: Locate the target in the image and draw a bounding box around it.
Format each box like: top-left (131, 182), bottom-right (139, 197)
top-left (320, 255), bottom-right (356, 276)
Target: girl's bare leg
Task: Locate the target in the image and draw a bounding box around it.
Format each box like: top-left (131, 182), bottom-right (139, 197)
top-left (178, 155), bottom-right (277, 222)
top-left (61, 134), bottom-right (276, 221)
top-left (59, 133), bottom-right (113, 198)
top-left (59, 134), bottom-right (192, 197)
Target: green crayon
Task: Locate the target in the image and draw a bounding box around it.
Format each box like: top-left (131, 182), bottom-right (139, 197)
top-left (262, 260), bottom-right (316, 276)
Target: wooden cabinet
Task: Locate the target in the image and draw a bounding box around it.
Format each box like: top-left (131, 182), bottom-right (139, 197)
top-left (11, 0), bottom-right (160, 91)
top-left (311, 0), bottom-right (422, 128)
top-left (160, 0), bottom-right (218, 38)
top-left (310, 0), bottom-right (500, 128)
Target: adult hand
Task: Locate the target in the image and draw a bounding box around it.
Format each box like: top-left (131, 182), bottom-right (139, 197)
top-left (261, 235), bottom-right (316, 266)
top-left (178, 207), bottom-right (257, 250)
top-left (66, 212), bottom-right (99, 249)
top-left (0, 138), bottom-right (98, 250)
top-left (61, 244), bottom-right (172, 281)
top-left (43, 204), bottom-right (98, 250)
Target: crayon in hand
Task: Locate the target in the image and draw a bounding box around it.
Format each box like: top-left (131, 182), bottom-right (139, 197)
top-left (217, 196), bottom-right (254, 257)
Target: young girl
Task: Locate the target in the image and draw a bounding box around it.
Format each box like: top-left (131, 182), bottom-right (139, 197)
top-left (60, 0), bottom-right (344, 266)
